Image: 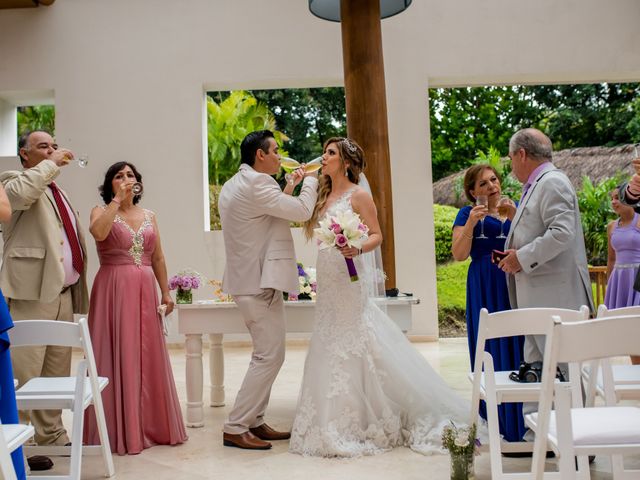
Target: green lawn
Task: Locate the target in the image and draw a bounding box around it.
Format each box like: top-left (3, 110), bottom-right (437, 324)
top-left (437, 259), bottom-right (469, 310)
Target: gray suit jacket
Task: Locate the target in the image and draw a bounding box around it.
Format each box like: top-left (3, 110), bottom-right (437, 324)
top-left (506, 164), bottom-right (594, 312)
top-left (218, 164), bottom-right (318, 295)
top-left (0, 160), bottom-right (89, 313)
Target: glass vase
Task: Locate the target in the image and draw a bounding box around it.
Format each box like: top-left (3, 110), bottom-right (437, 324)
top-left (176, 287), bottom-right (193, 304)
top-left (450, 451), bottom-right (474, 480)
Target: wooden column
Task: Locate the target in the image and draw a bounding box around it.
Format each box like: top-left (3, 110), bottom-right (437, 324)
top-left (340, 0), bottom-right (396, 292)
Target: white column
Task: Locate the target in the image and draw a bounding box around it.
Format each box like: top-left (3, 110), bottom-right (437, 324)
top-left (209, 333), bottom-right (225, 406)
top-left (0, 97), bottom-right (17, 157)
top-left (184, 334), bottom-right (204, 427)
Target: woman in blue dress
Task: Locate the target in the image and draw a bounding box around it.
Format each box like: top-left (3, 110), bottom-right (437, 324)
top-left (0, 183), bottom-right (25, 479)
top-left (451, 164), bottom-right (526, 443)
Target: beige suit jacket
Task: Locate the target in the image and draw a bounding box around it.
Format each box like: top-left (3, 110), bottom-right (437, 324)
top-left (218, 164), bottom-right (318, 295)
top-left (0, 160), bottom-right (89, 313)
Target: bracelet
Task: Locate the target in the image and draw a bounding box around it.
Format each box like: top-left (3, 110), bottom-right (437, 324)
top-left (111, 198), bottom-right (121, 205)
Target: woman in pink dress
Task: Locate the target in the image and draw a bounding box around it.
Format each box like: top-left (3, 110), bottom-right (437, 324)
top-left (83, 162), bottom-right (187, 454)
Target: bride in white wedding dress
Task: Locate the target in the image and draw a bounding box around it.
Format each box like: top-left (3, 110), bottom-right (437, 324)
top-left (289, 137), bottom-right (471, 458)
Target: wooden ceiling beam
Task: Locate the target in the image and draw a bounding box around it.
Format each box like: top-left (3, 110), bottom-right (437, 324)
top-left (0, 0), bottom-right (55, 9)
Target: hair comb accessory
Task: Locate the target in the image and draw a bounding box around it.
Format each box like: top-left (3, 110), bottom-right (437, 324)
top-left (342, 138), bottom-right (358, 154)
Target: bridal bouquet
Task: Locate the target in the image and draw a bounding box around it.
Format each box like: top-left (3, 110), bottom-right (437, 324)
top-left (314, 209), bottom-right (368, 282)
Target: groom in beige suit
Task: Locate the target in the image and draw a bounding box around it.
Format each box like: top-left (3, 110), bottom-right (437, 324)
top-left (218, 130), bottom-right (318, 449)
top-left (1, 130), bottom-right (89, 470)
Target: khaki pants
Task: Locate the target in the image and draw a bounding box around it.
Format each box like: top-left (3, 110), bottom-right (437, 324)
top-left (9, 290), bottom-right (73, 446)
top-left (224, 289), bottom-right (286, 435)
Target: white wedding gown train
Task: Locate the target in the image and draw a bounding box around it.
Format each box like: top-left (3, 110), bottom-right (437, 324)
top-left (290, 190), bottom-right (470, 457)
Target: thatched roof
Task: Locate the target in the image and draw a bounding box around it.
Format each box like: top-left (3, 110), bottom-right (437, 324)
top-left (432, 143), bottom-right (640, 207)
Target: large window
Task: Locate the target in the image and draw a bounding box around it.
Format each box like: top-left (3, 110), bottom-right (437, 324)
top-left (205, 87), bottom-right (346, 230)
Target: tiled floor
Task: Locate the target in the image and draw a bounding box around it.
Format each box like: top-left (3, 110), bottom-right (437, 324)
top-left (38, 338), bottom-right (639, 479)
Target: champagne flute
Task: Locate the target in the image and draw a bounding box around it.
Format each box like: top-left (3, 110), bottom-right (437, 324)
top-left (496, 196), bottom-right (510, 239)
top-left (281, 156), bottom-right (323, 185)
top-left (280, 157), bottom-right (301, 185)
top-left (63, 153), bottom-right (89, 168)
top-left (476, 194), bottom-right (489, 239)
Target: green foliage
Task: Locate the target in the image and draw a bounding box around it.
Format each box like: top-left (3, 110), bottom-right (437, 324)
top-left (209, 184), bottom-right (222, 231)
top-left (212, 88), bottom-right (347, 164)
top-left (17, 105), bottom-right (55, 137)
top-left (206, 91), bottom-right (288, 186)
top-left (430, 82), bottom-right (640, 181)
top-left (577, 175), bottom-right (624, 265)
top-left (433, 204), bottom-right (459, 263)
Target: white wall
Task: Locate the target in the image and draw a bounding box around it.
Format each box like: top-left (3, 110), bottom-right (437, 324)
top-left (0, 0), bottom-right (638, 341)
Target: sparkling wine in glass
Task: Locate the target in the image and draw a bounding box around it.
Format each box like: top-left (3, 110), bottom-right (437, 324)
top-left (476, 194), bottom-right (489, 239)
top-left (496, 196), bottom-right (510, 239)
top-left (280, 157), bottom-right (301, 185)
top-left (281, 156), bottom-right (322, 184)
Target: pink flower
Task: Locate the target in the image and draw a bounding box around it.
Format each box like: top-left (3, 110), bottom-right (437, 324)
top-left (191, 277), bottom-right (201, 289)
top-left (358, 223), bottom-right (368, 232)
top-left (181, 277), bottom-right (192, 289)
top-left (335, 233), bottom-right (348, 248)
top-left (331, 222), bottom-right (342, 234)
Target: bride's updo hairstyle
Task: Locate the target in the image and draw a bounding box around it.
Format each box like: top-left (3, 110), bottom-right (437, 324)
top-left (303, 137), bottom-right (366, 240)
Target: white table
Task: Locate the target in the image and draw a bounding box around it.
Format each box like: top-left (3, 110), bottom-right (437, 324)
top-left (177, 296), bottom-right (419, 427)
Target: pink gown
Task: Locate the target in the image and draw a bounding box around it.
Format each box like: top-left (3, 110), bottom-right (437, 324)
top-left (83, 209), bottom-right (187, 455)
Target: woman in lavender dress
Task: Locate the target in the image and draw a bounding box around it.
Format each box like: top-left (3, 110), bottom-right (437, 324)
top-left (605, 188), bottom-right (640, 364)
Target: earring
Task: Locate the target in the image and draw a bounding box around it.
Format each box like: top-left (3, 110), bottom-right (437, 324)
top-left (344, 168), bottom-right (349, 177)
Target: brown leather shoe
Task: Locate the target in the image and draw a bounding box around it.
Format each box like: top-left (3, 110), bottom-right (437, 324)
top-left (27, 455), bottom-right (54, 471)
top-left (223, 431), bottom-right (272, 450)
top-left (249, 423), bottom-right (291, 441)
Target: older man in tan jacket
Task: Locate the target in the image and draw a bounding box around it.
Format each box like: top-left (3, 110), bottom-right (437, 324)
top-left (0, 130), bottom-right (89, 470)
top-left (218, 130), bottom-right (318, 450)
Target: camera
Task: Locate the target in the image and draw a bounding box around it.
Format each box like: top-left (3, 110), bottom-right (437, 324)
top-left (517, 361), bottom-right (543, 383)
top-left (509, 361), bottom-right (567, 383)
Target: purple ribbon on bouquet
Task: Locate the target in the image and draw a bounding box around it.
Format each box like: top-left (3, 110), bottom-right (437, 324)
top-left (335, 233), bottom-right (359, 282)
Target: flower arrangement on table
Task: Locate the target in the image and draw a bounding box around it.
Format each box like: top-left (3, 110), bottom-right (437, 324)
top-left (168, 269), bottom-right (203, 304)
top-left (208, 279), bottom-right (233, 302)
top-left (314, 209), bottom-right (368, 282)
top-left (442, 422), bottom-right (479, 480)
top-left (288, 262), bottom-right (317, 301)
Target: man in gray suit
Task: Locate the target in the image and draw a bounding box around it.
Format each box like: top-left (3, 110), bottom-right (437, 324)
top-left (499, 128), bottom-right (594, 365)
top-left (218, 130), bottom-right (318, 450)
top-left (1, 130), bottom-right (89, 470)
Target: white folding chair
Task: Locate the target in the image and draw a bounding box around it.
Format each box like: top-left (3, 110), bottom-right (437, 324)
top-left (0, 419), bottom-right (33, 480)
top-left (10, 318), bottom-right (114, 480)
top-left (582, 305), bottom-right (640, 406)
top-left (469, 306), bottom-right (590, 480)
top-left (529, 315), bottom-right (640, 480)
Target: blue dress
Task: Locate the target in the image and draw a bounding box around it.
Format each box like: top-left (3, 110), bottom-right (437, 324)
top-left (0, 293), bottom-right (26, 480)
top-left (453, 206), bottom-right (526, 442)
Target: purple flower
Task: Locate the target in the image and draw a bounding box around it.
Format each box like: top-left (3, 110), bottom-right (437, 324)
top-left (181, 277), bottom-right (192, 289)
top-left (310, 282), bottom-right (317, 293)
top-left (191, 276), bottom-right (200, 289)
top-left (297, 263), bottom-right (306, 277)
top-left (168, 277), bottom-right (178, 290)
top-left (335, 233), bottom-right (348, 248)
